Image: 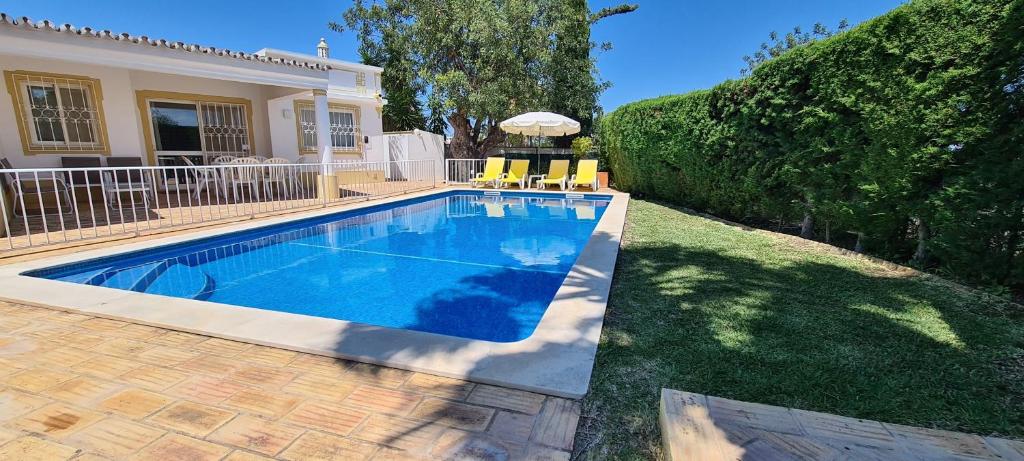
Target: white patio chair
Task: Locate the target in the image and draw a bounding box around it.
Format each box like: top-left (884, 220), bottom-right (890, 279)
top-left (181, 156), bottom-right (219, 200)
top-left (263, 158), bottom-right (296, 199)
top-left (210, 155), bottom-right (237, 165)
top-left (225, 157), bottom-right (264, 202)
top-left (249, 155), bottom-right (269, 163)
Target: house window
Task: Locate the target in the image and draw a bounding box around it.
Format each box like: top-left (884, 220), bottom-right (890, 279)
top-left (4, 71), bottom-right (110, 154)
top-left (135, 90), bottom-right (255, 165)
top-left (294, 100), bottom-right (360, 153)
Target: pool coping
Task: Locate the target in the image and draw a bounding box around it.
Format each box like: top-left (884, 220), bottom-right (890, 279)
top-left (0, 187), bottom-right (629, 399)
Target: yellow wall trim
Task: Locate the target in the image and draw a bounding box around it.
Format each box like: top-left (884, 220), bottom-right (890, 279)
top-left (134, 90), bottom-right (256, 166)
top-left (3, 70), bottom-right (111, 155)
top-left (292, 99), bottom-right (363, 156)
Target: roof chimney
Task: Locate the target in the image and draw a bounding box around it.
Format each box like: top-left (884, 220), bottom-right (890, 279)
top-left (317, 37), bottom-right (329, 58)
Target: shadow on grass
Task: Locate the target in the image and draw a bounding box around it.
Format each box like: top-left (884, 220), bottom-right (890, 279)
top-left (578, 204), bottom-right (1024, 459)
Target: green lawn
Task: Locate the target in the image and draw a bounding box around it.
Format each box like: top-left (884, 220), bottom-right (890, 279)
top-left (576, 199), bottom-right (1024, 460)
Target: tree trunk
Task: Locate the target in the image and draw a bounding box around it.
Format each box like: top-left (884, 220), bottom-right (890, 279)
top-left (912, 217), bottom-right (929, 264)
top-left (800, 213), bottom-right (814, 239)
top-left (854, 232), bottom-right (865, 253)
top-left (448, 114), bottom-right (475, 159)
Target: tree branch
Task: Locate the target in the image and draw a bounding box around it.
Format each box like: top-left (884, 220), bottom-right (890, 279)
top-left (590, 4), bottom-right (638, 24)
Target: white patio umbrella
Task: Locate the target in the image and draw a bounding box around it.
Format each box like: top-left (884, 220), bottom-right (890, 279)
top-left (499, 112), bottom-right (581, 169)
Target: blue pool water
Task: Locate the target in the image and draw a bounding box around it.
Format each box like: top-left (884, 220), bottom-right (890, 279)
top-left (26, 191), bottom-right (611, 342)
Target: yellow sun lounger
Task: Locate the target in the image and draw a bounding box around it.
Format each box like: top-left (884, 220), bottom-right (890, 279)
top-left (498, 159), bottom-right (530, 189)
top-left (536, 159), bottom-right (570, 190)
top-left (569, 159), bottom-right (599, 191)
top-left (469, 157), bottom-right (505, 188)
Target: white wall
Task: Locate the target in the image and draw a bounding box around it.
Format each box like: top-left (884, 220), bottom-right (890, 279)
top-left (0, 52), bottom-right (383, 168)
top-left (127, 71), bottom-right (273, 157)
top-left (384, 130), bottom-right (445, 181)
top-left (0, 56), bottom-right (145, 167)
top-left (267, 91), bottom-right (385, 162)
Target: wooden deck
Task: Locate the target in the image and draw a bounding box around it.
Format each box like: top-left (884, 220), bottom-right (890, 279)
top-left (659, 388), bottom-right (1023, 461)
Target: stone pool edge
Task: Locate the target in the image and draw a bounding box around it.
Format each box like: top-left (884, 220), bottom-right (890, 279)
top-left (0, 187), bottom-right (629, 399)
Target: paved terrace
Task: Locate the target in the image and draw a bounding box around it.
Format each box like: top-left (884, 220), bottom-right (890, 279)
top-left (0, 300), bottom-right (579, 460)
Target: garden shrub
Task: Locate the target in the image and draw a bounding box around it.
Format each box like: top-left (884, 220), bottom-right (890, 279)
top-left (601, 0), bottom-right (1024, 293)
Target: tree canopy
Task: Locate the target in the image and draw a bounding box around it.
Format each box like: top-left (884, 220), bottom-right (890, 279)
top-left (336, 0), bottom-right (635, 158)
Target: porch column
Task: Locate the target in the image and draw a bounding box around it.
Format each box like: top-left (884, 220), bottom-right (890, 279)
top-left (313, 89), bottom-right (332, 168)
top-left (313, 89), bottom-right (338, 200)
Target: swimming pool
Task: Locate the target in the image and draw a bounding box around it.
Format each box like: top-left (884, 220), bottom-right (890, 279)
top-left (25, 191), bottom-right (611, 343)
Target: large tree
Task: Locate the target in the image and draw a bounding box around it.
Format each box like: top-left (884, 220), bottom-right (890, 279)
top-left (339, 0), bottom-right (635, 158)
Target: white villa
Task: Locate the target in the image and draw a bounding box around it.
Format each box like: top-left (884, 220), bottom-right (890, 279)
top-left (0, 13), bottom-right (388, 169)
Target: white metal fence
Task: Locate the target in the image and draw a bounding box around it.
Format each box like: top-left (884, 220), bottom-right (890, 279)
top-left (445, 158), bottom-right (490, 184)
top-left (0, 159), bottom-right (436, 251)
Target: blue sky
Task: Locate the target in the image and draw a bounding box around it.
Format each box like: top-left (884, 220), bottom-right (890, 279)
top-left (2, 0), bottom-right (904, 111)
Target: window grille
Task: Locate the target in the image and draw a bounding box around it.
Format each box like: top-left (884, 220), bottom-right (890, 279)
top-left (295, 101), bottom-right (360, 153)
top-left (6, 71), bottom-right (108, 153)
top-left (200, 102), bottom-right (249, 155)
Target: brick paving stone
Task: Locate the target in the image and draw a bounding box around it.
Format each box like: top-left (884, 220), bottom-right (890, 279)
top-left (71, 355), bottom-right (141, 379)
top-left (0, 436), bottom-right (79, 460)
top-left (224, 450), bottom-right (277, 461)
top-left (208, 415), bottom-right (305, 456)
top-left (110, 323), bottom-right (162, 340)
top-left (45, 311), bottom-right (92, 324)
top-left (282, 372), bottom-right (359, 401)
top-left (530, 398), bottom-right (581, 451)
top-left (229, 365), bottom-right (298, 388)
top-left (73, 453), bottom-right (112, 461)
top-left (148, 331), bottom-right (206, 348)
top-left (467, 384), bottom-right (546, 415)
top-left (0, 334), bottom-right (41, 356)
top-left (0, 357), bottom-right (28, 376)
top-left (409, 398), bottom-right (495, 431)
top-left (0, 388), bottom-right (51, 421)
top-left (178, 354), bottom-right (240, 375)
top-left (224, 450), bottom-right (278, 461)
top-left (244, 345), bottom-right (299, 367)
top-left (346, 363), bottom-right (413, 388)
top-left (147, 401), bottom-right (237, 437)
top-left (354, 414), bottom-right (447, 451)
top-left (0, 427), bottom-right (17, 445)
top-left (42, 376), bottom-right (123, 406)
top-left (223, 388), bottom-right (301, 418)
top-left (282, 400), bottom-right (369, 436)
top-left (56, 332), bottom-right (107, 349)
top-left (66, 416), bottom-right (165, 458)
top-left (93, 338), bottom-right (152, 357)
top-left (430, 428), bottom-right (523, 461)
top-left (36, 346), bottom-right (94, 368)
top-left (135, 345), bottom-right (202, 365)
top-left (371, 446), bottom-right (431, 461)
top-left (288, 354), bottom-right (353, 377)
top-left (98, 388), bottom-right (173, 419)
top-left (118, 365), bottom-right (188, 391)
top-left (344, 385), bottom-right (422, 416)
top-left (0, 317), bottom-right (31, 333)
top-left (280, 431), bottom-right (379, 461)
top-left (78, 318), bottom-right (128, 332)
top-left (167, 375), bottom-right (250, 404)
top-left (402, 373), bottom-right (475, 400)
top-left (488, 411), bottom-right (536, 443)
top-left (12, 402), bottom-right (104, 437)
top-left (3, 368), bottom-right (78, 393)
top-left (134, 433), bottom-right (231, 461)
top-left (193, 337), bottom-right (252, 355)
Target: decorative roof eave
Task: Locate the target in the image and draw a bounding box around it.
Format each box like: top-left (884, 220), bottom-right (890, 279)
top-left (0, 13), bottom-right (333, 72)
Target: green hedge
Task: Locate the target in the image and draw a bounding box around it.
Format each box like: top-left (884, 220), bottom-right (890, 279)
top-left (601, 0), bottom-right (1024, 293)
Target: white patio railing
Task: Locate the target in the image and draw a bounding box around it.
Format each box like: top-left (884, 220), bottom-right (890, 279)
top-left (0, 159), bottom-right (437, 251)
top-left (446, 158), bottom-right (493, 184)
